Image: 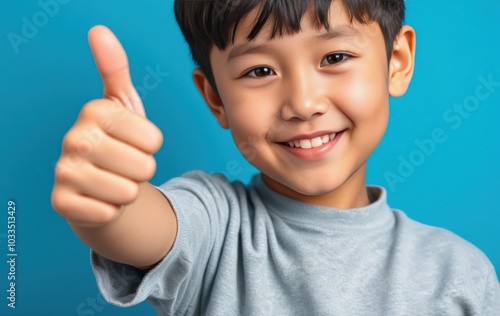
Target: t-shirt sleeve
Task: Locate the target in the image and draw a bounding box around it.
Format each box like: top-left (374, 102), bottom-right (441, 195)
top-left (481, 267), bottom-right (500, 316)
top-left (91, 171), bottom-right (237, 314)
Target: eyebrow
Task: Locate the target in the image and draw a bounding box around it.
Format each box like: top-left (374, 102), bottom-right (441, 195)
top-left (227, 25), bottom-right (363, 63)
top-left (312, 25), bottom-right (363, 43)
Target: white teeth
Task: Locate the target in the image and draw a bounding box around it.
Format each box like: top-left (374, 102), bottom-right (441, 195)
top-left (299, 139), bottom-right (312, 149)
top-left (311, 137), bottom-right (323, 148)
top-left (285, 132), bottom-right (339, 149)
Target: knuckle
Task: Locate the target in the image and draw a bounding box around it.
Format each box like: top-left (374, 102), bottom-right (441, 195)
top-left (119, 182), bottom-right (139, 204)
top-left (94, 206), bottom-right (121, 224)
top-left (51, 188), bottom-right (72, 216)
top-left (62, 130), bottom-right (80, 152)
top-left (139, 156), bottom-right (157, 181)
top-left (152, 126), bottom-right (164, 151)
top-left (145, 124), bottom-right (164, 153)
top-left (53, 162), bottom-right (68, 183)
top-left (59, 152), bottom-right (85, 174)
top-left (80, 99), bottom-right (107, 120)
top-left (98, 116), bottom-right (116, 133)
top-left (81, 99), bottom-right (128, 123)
top-left (62, 127), bottom-right (104, 160)
top-left (79, 99), bottom-right (116, 120)
top-left (54, 161), bottom-right (78, 184)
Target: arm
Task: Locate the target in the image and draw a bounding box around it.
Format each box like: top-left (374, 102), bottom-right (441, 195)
top-left (51, 26), bottom-right (176, 269)
top-left (70, 182), bottom-right (177, 269)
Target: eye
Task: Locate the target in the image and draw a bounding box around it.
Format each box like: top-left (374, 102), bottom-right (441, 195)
top-left (320, 53), bottom-right (350, 66)
top-left (244, 66), bottom-right (276, 78)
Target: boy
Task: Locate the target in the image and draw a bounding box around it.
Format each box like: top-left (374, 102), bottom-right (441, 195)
top-left (51, 0), bottom-right (500, 314)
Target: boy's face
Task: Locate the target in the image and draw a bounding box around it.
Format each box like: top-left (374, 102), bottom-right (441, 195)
top-left (195, 1), bottom-right (414, 208)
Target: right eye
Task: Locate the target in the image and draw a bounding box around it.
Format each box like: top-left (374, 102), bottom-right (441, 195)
top-left (244, 66), bottom-right (276, 78)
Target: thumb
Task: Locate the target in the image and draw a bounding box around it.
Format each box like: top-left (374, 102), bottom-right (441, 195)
top-left (88, 25), bottom-right (145, 117)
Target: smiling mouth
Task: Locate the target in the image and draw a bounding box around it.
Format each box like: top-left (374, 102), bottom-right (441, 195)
top-left (281, 131), bottom-right (344, 149)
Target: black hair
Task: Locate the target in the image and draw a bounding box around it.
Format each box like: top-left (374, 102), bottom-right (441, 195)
top-left (174, 0), bottom-right (405, 91)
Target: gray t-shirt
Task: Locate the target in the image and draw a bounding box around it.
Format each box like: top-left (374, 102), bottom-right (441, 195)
top-left (92, 171), bottom-right (500, 315)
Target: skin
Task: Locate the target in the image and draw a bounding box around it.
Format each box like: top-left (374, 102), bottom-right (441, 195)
top-left (194, 2), bottom-right (416, 209)
top-left (51, 2), bottom-right (415, 269)
top-left (51, 26), bottom-right (176, 269)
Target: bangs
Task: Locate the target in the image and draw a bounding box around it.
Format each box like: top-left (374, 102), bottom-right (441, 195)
top-left (175, 0), bottom-right (405, 89)
top-left (222, 0), bottom-right (333, 48)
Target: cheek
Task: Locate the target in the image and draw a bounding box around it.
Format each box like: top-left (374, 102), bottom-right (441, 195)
top-left (342, 63), bottom-right (389, 128)
top-left (220, 80), bottom-right (279, 130)
top-left (219, 88), bottom-right (272, 150)
top-left (337, 65), bottom-right (389, 154)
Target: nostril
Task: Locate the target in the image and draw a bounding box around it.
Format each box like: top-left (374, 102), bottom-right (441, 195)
top-left (280, 99), bottom-right (329, 122)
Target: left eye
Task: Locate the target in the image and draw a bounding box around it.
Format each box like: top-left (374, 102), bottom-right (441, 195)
top-left (320, 53), bottom-right (350, 66)
top-left (245, 66), bottom-right (276, 78)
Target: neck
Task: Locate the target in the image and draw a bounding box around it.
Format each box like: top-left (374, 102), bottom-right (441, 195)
top-left (262, 163), bottom-right (370, 210)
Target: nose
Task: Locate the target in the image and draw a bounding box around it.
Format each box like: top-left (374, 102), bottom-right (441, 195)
top-left (280, 70), bottom-right (329, 121)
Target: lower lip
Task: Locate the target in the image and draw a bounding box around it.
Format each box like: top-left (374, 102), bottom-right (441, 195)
top-left (279, 131), bottom-right (344, 160)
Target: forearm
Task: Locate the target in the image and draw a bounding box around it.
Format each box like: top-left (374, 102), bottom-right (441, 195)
top-left (70, 182), bottom-right (177, 269)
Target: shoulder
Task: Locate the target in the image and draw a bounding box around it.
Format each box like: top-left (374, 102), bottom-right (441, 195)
top-left (394, 210), bottom-right (492, 264)
top-left (156, 171), bottom-right (260, 225)
top-left (389, 211), bottom-right (500, 311)
top-left (159, 170), bottom-right (233, 189)
top-left (158, 170), bottom-right (248, 200)
top-left (392, 210), bottom-right (495, 285)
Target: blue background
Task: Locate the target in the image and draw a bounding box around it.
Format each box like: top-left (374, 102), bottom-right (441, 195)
top-left (1, 0), bottom-right (499, 315)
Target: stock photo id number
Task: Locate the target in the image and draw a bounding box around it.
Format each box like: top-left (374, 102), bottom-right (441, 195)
top-left (6, 201), bottom-right (17, 309)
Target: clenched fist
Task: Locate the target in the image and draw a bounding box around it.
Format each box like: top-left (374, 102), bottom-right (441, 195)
top-left (51, 26), bottom-right (163, 228)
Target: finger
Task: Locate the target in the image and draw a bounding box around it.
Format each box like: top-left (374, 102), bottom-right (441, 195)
top-left (76, 99), bottom-right (162, 154)
top-left (55, 159), bottom-right (139, 206)
top-left (85, 133), bottom-right (157, 182)
top-left (93, 100), bottom-right (163, 154)
top-left (73, 164), bottom-right (139, 206)
top-left (88, 25), bottom-right (145, 117)
top-left (52, 185), bottom-right (122, 227)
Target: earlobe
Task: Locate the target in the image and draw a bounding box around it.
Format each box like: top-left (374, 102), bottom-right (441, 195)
top-left (192, 68), bottom-right (229, 129)
top-left (388, 26), bottom-right (416, 97)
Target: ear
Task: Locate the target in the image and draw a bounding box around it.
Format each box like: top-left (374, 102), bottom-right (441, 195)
top-left (388, 25), bottom-right (416, 97)
top-left (192, 68), bottom-right (229, 129)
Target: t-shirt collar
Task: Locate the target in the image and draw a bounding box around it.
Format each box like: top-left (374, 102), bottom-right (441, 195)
top-left (252, 174), bottom-right (395, 231)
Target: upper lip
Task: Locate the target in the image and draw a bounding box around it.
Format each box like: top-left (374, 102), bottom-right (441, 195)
top-left (279, 129), bottom-right (345, 143)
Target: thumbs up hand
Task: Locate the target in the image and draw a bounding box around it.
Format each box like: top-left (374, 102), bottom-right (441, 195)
top-left (51, 26), bottom-right (163, 228)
